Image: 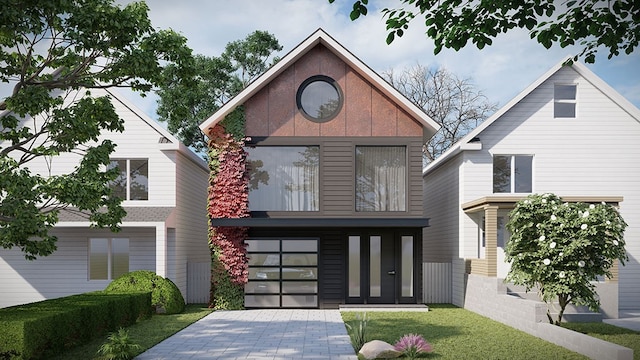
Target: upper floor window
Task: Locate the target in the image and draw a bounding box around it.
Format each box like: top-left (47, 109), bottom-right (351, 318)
top-left (108, 159), bottom-right (149, 200)
top-left (89, 238), bottom-right (129, 280)
top-left (356, 146), bottom-right (406, 211)
top-left (493, 155), bottom-right (533, 193)
top-left (247, 146), bottom-right (319, 211)
top-left (296, 75), bottom-right (343, 122)
top-left (554, 84), bottom-right (577, 118)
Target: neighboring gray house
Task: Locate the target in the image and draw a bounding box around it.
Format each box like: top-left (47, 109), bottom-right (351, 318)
top-left (0, 88), bottom-right (211, 308)
top-left (422, 58), bottom-right (640, 319)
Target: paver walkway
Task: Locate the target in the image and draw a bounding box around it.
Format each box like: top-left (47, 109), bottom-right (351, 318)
top-left (135, 309), bottom-right (358, 360)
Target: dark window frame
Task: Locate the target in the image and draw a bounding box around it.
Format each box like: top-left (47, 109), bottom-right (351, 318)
top-left (296, 75), bottom-right (343, 123)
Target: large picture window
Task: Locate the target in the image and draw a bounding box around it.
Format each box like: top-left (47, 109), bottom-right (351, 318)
top-left (108, 159), bottom-right (149, 200)
top-left (493, 155), bottom-right (533, 193)
top-left (247, 146), bottom-right (319, 211)
top-left (356, 146), bottom-right (406, 211)
top-left (89, 238), bottom-right (129, 280)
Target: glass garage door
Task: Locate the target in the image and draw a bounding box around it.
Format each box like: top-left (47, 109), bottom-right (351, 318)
top-left (245, 238), bottom-right (318, 308)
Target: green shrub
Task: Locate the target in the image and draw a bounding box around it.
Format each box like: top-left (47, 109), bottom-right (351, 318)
top-left (0, 292), bottom-right (151, 359)
top-left (105, 271), bottom-right (185, 315)
top-left (210, 255), bottom-right (244, 310)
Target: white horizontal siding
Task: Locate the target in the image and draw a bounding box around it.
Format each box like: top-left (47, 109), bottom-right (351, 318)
top-left (423, 155), bottom-right (461, 262)
top-left (0, 227), bottom-right (155, 308)
top-left (5, 88), bottom-right (178, 207)
top-left (458, 66), bottom-right (640, 309)
top-left (173, 152), bottom-right (210, 303)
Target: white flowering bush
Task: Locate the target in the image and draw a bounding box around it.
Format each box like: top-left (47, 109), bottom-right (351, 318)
top-left (505, 193), bottom-right (628, 324)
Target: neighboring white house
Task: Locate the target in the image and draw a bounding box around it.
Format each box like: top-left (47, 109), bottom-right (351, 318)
top-left (0, 88), bottom-right (211, 308)
top-left (422, 58), bottom-right (640, 318)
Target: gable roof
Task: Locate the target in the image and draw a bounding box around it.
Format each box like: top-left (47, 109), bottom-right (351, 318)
top-left (423, 57), bottom-right (640, 176)
top-left (103, 88), bottom-right (207, 170)
top-left (199, 28), bottom-right (440, 138)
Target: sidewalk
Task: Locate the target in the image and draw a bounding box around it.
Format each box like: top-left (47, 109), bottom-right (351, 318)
top-left (135, 309), bottom-right (358, 360)
top-left (604, 310), bottom-right (640, 332)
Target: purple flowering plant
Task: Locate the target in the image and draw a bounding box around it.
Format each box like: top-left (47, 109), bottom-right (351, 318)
top-left (394, 333), bottom-right (432, 359)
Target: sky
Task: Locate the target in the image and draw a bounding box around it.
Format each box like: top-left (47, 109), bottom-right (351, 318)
top-left (4, 0), bottom-right (640, 121)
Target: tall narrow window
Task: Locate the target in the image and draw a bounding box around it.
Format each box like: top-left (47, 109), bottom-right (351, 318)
top-left (247, 146), bottom-right (319, 211)
top-left (554, 84), bottom-right (577, 118)
top-left (89, 238), bottom-right (129, 280)
top-left (348, 236), bottom-right (361, 297)
top-left (356, 146), bottom-right (406, 211)
top-left (401, 236), bottom-right (414, 297)
top-left (108, 159), bottom-right (149, 200)
top-left (369, 236), bottom-right (381, 297)
top-left (493, 155), bottom-right (533, 193)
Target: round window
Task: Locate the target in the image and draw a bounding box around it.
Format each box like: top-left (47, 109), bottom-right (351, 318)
top-left (296, 75), bottom-right (343, 122)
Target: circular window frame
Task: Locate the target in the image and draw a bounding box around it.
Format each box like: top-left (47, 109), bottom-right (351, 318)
top-left (296, 75), bottom-right (343, 123)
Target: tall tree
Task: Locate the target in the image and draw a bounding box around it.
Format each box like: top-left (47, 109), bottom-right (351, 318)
top-left (0, 0), bottom-right (193, 260)
top-left (383, 64), bottom-right (497, 162)
top-left (330, 0), bottom-right (640, 63)
top-left (156, 30), bottom-right (282, 153)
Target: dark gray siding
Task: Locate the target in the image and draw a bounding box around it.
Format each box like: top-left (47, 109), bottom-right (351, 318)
top-left (250, 136), bottom-right (425, 219)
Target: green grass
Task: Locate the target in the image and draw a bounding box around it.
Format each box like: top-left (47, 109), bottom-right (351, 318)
top-left (51, 304), bottom-right (214, 360)
top-left (342, 304), bottom-right (588, 359)
top-left (563, 322), bottom-right (640, 360)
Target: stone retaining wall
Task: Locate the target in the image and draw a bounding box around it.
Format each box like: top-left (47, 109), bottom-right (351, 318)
top-left (463, 274), bottom-right (633, 360)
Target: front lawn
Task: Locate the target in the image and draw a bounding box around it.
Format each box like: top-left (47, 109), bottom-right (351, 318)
top-left (563, 322), bottom-right (640, 360)
top-left (342, 304), bottom-right (587, 359)
top-left (51, 304), bottom-right (214, 360)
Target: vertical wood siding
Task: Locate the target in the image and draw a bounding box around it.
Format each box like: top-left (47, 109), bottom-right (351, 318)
top-left (245, 44), bottom-right (422, 138)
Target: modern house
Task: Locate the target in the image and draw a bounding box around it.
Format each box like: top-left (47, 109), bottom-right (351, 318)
top-left (422, 58), bottom-right (640, 319)
top-left (199, 29), bottom-right (440, 308)
top-left (0, 87), bottom-right (211, 309)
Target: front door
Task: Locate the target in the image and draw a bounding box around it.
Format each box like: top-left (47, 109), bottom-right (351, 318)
top-left (367, 232), bottom-right (396, 303)
top-left (347, 230), bottom-right (417, 304)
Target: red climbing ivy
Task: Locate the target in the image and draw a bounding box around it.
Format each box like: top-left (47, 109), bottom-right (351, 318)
top-left (207, 124), bottom-right (250, 308)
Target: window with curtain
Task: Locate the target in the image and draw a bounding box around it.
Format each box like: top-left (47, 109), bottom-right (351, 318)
top-left (246, 146), bottom-right (319, 211)
top-left (89, 238), bottom-right (129, 280)
top-left (355, 146), bottom-right (406, 211)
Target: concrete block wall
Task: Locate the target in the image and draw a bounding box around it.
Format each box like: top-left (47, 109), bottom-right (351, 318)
top-left (463, 274), bottom-right (633, 360)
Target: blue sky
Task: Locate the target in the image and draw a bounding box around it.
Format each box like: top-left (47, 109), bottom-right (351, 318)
top-left (115, 0), bottom-right (639, 121)
top-left (3, 1), bottom-right (639, 121)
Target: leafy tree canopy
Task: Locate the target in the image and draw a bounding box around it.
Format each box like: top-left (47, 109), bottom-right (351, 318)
top-left (156, 30), bottom-right (282, 153)
top-left (0, 0), bottom-right (193, 259)
top-left (505, 193), bottom-right (628, 324)
top-left (331, 0), bottom-right (640, 63)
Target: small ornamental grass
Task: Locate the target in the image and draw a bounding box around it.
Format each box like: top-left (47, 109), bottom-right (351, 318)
top-left (344, 312), bottom-right (368, 351)
top-left (394, 333), bottom-right (432, 359)
top-left (96, 328), bottom-right (141, 360)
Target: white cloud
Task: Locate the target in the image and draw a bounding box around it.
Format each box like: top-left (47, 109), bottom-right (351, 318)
top-left (4, 0), bottom-right (640, 118)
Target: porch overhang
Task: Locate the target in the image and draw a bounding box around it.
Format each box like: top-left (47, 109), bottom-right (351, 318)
top-left (462, 195), bottom-right (623, 278)
top-left (209, 217), bottom-right (430, 228)
top-left (462, 195), bottom-right (623, 213)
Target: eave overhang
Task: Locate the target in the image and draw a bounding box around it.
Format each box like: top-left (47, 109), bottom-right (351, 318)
top-left (209, 217), bottom-right (430, 228)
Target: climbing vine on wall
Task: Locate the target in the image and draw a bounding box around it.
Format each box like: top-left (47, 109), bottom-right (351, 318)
top-left (206, 109), bottom-right (250, 309)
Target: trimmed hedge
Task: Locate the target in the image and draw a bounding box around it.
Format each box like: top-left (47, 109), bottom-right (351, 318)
top-left (104, 270), bottom-right (185, 315)
top-left (0, 291), bottom-right (151, 359)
